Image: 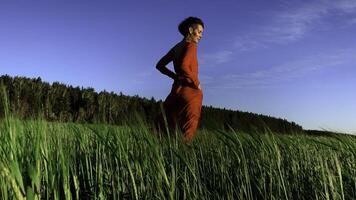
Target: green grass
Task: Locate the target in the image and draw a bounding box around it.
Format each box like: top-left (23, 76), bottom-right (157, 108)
top-left (0, 114), bottom-right (356, 200)
top-left (0, 85), bottom-right (355, 200)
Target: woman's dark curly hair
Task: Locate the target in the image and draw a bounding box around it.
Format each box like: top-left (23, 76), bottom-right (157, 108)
top-left (178, 16), bottom-right (204, 37)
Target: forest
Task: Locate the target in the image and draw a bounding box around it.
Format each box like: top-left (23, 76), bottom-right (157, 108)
top-left (0, 75), bottom-right (303, 134)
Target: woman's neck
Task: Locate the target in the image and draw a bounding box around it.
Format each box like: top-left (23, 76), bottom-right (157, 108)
top-left (184, 37), bottom-right (196, 44)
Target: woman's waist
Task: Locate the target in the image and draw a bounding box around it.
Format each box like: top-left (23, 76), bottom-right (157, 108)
top-left (174, 76), bottom-right (199, 86)
top-left (173, 80), bottom-right (198, 89)
top-left (173, 80), bottom-right (191, 87)
top-left (172, 81), bottom-right (202, 94)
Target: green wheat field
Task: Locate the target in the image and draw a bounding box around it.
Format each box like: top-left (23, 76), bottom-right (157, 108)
top-left (1, 99), bottom-right (356, 199)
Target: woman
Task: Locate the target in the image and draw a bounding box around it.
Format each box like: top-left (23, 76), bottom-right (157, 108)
top-left (155, 16), bottom-right (204, 142)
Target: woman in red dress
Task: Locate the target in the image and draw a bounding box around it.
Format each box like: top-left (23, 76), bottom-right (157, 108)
top-left (156, 17), bottom-right (204, 142)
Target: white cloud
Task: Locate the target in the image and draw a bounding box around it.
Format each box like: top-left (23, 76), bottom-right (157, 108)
top-left (213, 48), bottom-right (355, 89)
top-left (200, 50), bottom-right (234, 66)
top-left (202, 0), bottom-right (356, 68)
top-left (331, 0), bottom-right (356, 13)
top-left (233, 35), bottom-right (268, 51)
top-left (351, 18), bottom-right (356, 24)
top-left (236, 0), bottom-right (356, 47)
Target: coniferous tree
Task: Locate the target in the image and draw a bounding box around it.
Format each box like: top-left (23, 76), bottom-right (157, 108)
top-left (0, 75), bottom-right (304, 134)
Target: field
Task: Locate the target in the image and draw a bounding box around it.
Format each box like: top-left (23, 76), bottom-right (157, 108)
top-left (1, 112), bottom-right (356, 200)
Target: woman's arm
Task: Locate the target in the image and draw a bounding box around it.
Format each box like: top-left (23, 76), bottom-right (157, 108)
top-left (156, 48), bottom-right (178, 80)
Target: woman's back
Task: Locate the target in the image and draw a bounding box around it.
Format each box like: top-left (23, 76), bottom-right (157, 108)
top-left (171, 41), bottom-right (200, 90)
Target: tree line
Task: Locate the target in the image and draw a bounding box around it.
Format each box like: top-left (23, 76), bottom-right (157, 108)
top-left (0, 75), bottom-right (303, 134)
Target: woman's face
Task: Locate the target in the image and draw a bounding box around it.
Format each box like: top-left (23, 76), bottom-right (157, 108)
top-left (188, 24), bottom-right (204, 44)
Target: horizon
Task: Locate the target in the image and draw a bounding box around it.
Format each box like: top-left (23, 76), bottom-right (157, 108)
top-left (0, 73), bottom-right (343, 133)
top-left (1, 0), bottom-right (355, 134)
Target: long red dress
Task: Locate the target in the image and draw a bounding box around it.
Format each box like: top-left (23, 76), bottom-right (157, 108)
top-left (156, 40), bottom-right (203, 141)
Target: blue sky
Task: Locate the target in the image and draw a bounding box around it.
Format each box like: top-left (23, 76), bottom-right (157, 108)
top-left (0, 0), bottom-right (355, 133)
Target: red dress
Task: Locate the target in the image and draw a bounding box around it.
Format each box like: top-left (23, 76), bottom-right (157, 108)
top-left (156, 41), bottom-right (203, 141)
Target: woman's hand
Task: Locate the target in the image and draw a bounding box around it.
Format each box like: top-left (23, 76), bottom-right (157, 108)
top-left (198, 84), bottom-right (202, 90)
